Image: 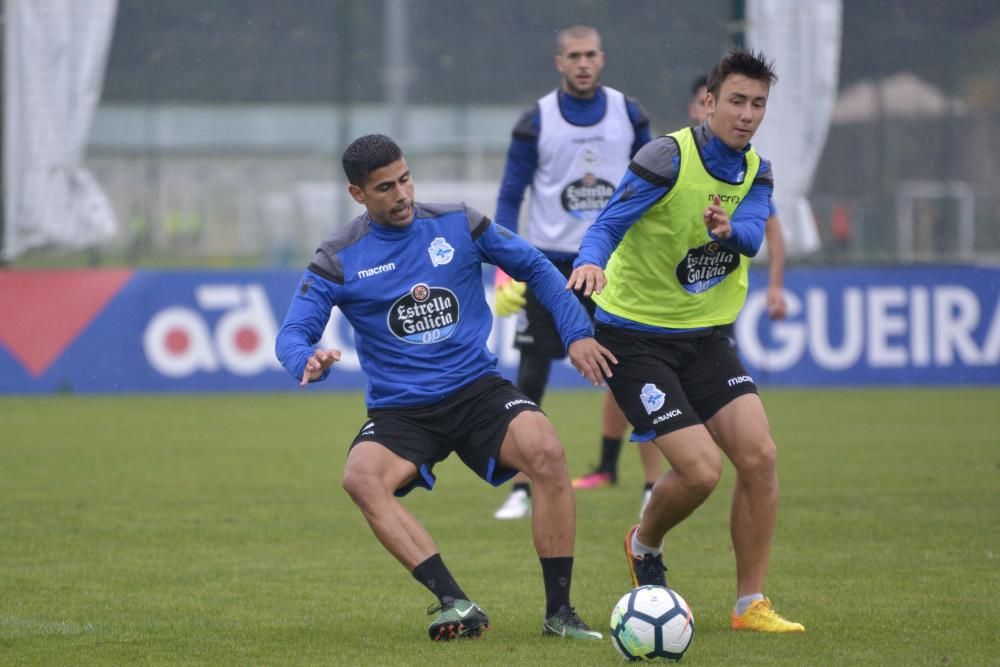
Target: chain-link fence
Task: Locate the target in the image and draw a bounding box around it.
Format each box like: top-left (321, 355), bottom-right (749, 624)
top-left (12, 0), bottom-right (1000, 266)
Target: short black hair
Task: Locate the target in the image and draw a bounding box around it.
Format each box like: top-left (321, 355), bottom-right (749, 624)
top-left (342, 134), bottom-right (403, 187)
top-left (705, 49), bottom-right (777, 98)
top-left (691, 74), bottom-right (708, 95)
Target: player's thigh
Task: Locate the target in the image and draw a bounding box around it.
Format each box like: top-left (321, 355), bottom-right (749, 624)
top-left (449, 375), bottom-right (540, 486)
top-left (705, 393), bottom-right (775, 472)
top-left (346, 413), bottom-right (443, 496)
top-left (681, 331), bottom-right (759, 424)
top-left (344, 440), bottom-right (420, 495)
top-left (651, 424), bottom-right (722, 484)
top-left (496, 410), bottom-right (564, 474)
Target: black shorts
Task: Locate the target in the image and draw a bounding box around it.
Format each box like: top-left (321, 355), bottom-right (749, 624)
top-left (349, 373), bottom-right (541, 496)
top-left (514, 258), bottom-right (596, 358)
top-left (595, 325), bottom-right (758, 440)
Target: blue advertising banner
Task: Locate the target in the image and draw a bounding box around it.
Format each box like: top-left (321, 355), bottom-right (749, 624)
top-left (1, 265), bottom-right (997, 394)
top-left (737, 266), bottom-right (1000, 385)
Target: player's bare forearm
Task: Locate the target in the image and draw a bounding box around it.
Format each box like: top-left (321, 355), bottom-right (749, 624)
top-left (765, 215), bottom-right (786, 288)
top-left (764, 215), bottom-right (788, 320)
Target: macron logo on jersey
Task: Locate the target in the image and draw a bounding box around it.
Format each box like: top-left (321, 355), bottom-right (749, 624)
top-left (357, 262), bottom-right (396, 279)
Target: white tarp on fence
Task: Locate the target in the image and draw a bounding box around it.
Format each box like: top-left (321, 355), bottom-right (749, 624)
top-left (746, 0), bottom-right (842, 257)
top-left (3, 0), bottom-right (119, 261)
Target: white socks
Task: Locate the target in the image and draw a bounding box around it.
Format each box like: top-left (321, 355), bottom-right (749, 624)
top-left (630, 531), bottom-right (662, 557)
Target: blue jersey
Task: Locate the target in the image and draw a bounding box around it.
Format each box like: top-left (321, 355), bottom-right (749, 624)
top-left (275, 203), bottom-right (593, 409)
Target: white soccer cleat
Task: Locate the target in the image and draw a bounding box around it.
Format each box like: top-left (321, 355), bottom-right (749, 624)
top-left (494, 488), bottom-right (531, 520)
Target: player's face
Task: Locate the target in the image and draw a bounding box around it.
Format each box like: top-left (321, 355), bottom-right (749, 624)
top-left (349, 158), bottom-right (415, 228)
top-left (688, 85), bottom-right (708, 124)
top-left (705, 74), bottom-right (769, 150)
top-left (555, 34), bottom-right (604, 98)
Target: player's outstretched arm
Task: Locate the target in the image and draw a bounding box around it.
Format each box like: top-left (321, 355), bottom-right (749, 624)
top-left (568, 338), bottom-right (618, 387)
top-left (300, 348), bottom-right (342, 386)
top-left (764, 215), bottom-right (788, 320)
top-left (566, 264), bottom-right (606, 298)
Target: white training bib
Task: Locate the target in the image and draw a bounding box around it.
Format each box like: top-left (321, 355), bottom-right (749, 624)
top-left (525, 86), bottom-right (634, 254)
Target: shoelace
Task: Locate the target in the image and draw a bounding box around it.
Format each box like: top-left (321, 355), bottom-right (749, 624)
top-left (426, 597), bottom-right (457, 616)
top-left (638, 553), bottom-right (667, 573)
top-left (756, 599), bottom-right (789, 619)
top-left (553, 606), bottom-right (587, 628)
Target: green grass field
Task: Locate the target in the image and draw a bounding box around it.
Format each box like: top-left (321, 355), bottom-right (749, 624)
top-left (2, 388), bottom-right (998, 665)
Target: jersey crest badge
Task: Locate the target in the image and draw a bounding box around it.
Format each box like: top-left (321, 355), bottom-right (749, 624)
top-left (428, 237), bottom-right (455, 267)
top-left (640, 383), bottom-right (666, 414)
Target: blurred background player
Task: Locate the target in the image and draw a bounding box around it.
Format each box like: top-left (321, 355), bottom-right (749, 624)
top-left (492, 24), bottom-right (661, 521)
top-left (689, 74), bottom-right (788, 323)
top-left (569, 49), bottom-right (805, 633)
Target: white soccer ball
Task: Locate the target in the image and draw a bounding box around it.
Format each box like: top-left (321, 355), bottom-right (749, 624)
top-left (609, 585), bottom-right (694, 662)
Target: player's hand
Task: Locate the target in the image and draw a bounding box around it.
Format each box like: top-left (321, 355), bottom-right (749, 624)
top-left (568, 337), bottom-right (618, 386)
top-left (300, 348), bottom-right (342, 386)
top-left (493, 269), bottom-right (527, 317)
top-left (766, 285), bottom-right (788, 320)
top-left (566, 264), bottom-right (606, 297)
top-left (704, 194), bottom-right (732, 239)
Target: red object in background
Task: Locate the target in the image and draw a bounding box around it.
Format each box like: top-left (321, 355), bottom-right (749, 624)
top-left (0, 270), bottom-right (133, 377)
top-left (831, 203), bottom-right (853, 244)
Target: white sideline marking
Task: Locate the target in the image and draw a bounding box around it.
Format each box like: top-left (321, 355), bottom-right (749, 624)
top-left (0, 616), bottom-right (96, 638)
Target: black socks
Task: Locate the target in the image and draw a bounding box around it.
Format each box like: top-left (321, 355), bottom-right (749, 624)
top-left (412, 553), bottom-right (467, 603)
top-left (598, 436), bottom-right (623, 477)
top-left (540, 556), bottom-right (574, 617)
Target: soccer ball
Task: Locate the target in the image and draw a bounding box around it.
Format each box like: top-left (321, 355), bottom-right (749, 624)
top-left (609, 585), bottom-right (694, 662)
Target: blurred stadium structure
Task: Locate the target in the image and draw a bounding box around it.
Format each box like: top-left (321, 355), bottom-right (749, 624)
top-left (3, 0), bottom-right (999, 266)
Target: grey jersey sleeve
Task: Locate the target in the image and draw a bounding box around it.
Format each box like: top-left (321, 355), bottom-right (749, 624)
top-left (307, 215), bottom-right (369, 284)
top-left (754, 158), bottom-right (775, 188)
top-left (629, 135), bottom-right (681, 188)
top-left (511, 105), bottom-right (539, 142)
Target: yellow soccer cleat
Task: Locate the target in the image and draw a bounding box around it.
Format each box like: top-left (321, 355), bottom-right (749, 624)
top-left (731, 598), bottom-right (805, 633)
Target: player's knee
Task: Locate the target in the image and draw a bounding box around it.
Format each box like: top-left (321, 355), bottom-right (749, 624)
top-left (681, 451), bottom-right (723, 498)
top-left (341, 467), bottom-right (381, 507)
top-left (520, 435), bottom-right (567, 483)
top-left (734, 437), bottom-right (777, 478)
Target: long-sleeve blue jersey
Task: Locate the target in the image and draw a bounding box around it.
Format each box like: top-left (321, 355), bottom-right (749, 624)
top-left (275, 203), bottom-right (593, 409)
